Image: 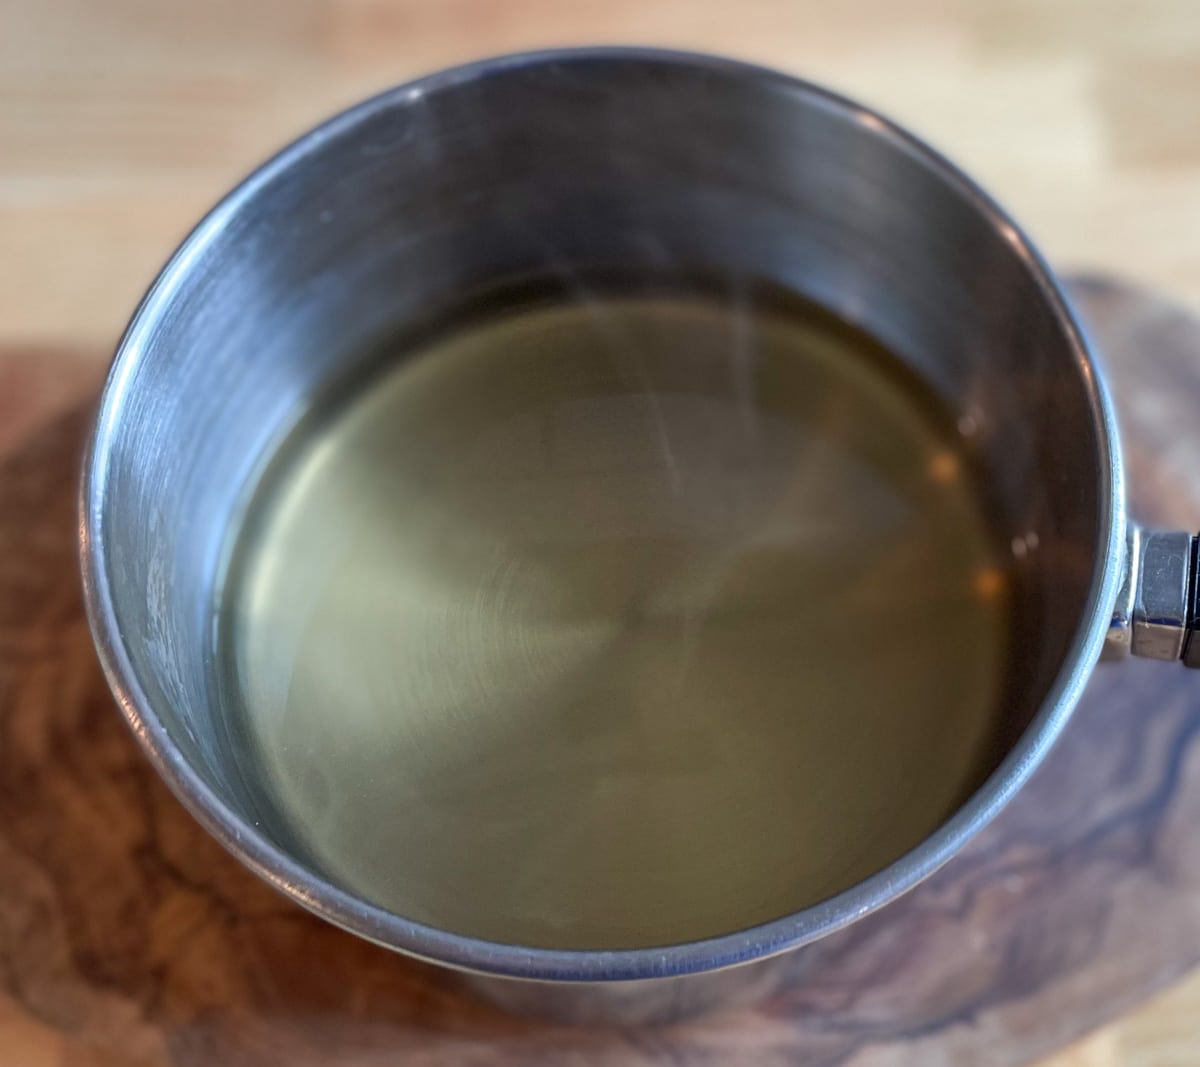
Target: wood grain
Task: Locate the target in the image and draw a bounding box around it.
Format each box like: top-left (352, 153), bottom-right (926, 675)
top-left (5, 0), bottom-right (1200, 352)
top-left (4, 1), bottom-right (1200, 1061)
top-left (0, 278), bottom-right (1198, 1065)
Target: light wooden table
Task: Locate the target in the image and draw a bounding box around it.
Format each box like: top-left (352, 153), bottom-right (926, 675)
top-left (3, 2), bottom-right (1200, 1063)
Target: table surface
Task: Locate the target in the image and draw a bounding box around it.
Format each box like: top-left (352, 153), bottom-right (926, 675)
top-left (3, 2), bottom-right (1200, 1064)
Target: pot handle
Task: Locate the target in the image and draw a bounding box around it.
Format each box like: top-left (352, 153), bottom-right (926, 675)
top-left (1105, 526), bottom-right (1200, 666)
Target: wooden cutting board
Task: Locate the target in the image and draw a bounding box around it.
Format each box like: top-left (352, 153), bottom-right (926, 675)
top-left (2, 275), bottom-right (1199, 1067)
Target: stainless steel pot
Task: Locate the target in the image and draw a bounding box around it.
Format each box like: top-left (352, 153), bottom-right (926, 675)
top-left (79, 48), bottom-right (1199, 1023)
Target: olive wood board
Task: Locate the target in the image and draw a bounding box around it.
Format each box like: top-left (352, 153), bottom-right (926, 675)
top-left (2, 274), bottom-right (1200, 1066)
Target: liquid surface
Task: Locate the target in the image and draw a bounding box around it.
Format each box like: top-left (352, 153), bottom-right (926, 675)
top-left (221, 290), bottom-right (1008, 950)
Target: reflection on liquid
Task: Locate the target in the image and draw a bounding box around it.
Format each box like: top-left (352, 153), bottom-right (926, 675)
top-left (223, 291), bottom-right (1009, 950)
